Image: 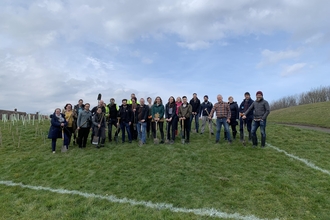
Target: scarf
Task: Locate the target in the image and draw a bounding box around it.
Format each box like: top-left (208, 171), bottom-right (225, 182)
top-left (55, 114), bottom-right (65, 123)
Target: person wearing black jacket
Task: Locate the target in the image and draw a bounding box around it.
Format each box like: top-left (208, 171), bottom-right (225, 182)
top-left (165, 96), bottom-right (177, 144)
top-left (93, 107), bottom-right (106, 148)
top-left (136, 98), bottom-right (149, 145)
top-left (129, 97), bottom-right (139, 141)
top-left (224, 96), bottom-right (239, 139)
top-left (239, 92), bottom-right (254, 141)
top-left (117, 99), bottom-right (133, 143)
top-left (189, 93), bottom-right (201, 133)
top-left (107, 98), bottom-right (120, 142)
top-left (90, 100), bottom-right (106, 143)
top-left (200, 95), bottom-right (214, 135)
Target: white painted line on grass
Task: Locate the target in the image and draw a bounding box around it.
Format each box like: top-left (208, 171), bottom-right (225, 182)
top-left (267, 143), bottom-right (330, 176)
top-left (0, 180), bottom-right (276, 220)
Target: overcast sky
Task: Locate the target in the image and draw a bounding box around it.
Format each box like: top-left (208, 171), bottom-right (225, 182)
top-left (1, 0), bottom-right (329, 114)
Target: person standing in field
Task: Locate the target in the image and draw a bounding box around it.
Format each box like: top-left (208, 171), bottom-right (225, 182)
top-left (107, 98), bottom-right (120, 142)
top-left (189, 93), bottom-right (201, 133)
top-left (130, 97), bottom-right (139, 141)
top-left (175, 97), bottom-right (182, 136)
top-left (225, 96), bottom-right (239, 140)
top-left (200, 95), bottom-right (214, 135)
top-left (178, 96), bottom-right (192, 143)
top-left (136, 98), bottom-right (149, 146)
top-left (209, 95), bottom-right (232, 144)
top-left (62, 103), bottom-right (77, 147)
top-left (239, 92), bottom-right (254, 142)
top-left (77, 103), bottom-right (92, 148)
top-left (91, 100), bottom-right (105, 143)
top-left (117, 99), bottom-right (133, 143)
top-left (93, 107), bottom-right (106, 148)
top-left (146, 97), bottom-right (153, 138)
top-left (73, 99), bottom-right (84, 145)
top-left (48, 108), bottom-right (69, 153)
top-left (151, 96), bottom-right (165, 144)
top-left (242, 91), bottom-right (270, 148)
top-left (165, 96), bottom-right (177, 144)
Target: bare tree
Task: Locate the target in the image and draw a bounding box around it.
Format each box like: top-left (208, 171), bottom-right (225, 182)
top-left (270, 85), bottom-right (330, 110)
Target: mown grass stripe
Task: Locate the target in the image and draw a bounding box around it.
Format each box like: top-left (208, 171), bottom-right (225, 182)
top-left (267, 143), bottom-right (330, 176)
top-left (0, 180), bottom-right (276, 220)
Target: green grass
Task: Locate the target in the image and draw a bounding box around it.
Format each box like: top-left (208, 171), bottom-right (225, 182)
top-left (0, 120), bottom-right (329, 219)
top-left (268, 101), bottom-right (330, 128)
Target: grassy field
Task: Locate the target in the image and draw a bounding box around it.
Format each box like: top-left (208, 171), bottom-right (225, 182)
top-left (0, 119), bottom-right (329, 220)
top-left (268, 101), bottom-right (330, 128)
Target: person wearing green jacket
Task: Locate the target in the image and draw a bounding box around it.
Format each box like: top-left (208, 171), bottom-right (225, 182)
top-left (178, 96), bottom-right (192, 143)
top-left (151, 96), bottom-right (165, 144)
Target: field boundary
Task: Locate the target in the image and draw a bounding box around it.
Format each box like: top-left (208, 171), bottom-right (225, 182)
top-left (0, 180), bottom-right (275, 220)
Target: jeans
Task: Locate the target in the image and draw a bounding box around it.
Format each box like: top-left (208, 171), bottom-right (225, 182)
top-left (190, 113), bottom-right (199, 132)
top-left (137, 121), bottom-right (147, 144)
top-left (251, 120), bottom-right (267, 146)
top-left (120, 122), bottom-right (132, 142)
top-left (216, 118), bottom-right (231, 142)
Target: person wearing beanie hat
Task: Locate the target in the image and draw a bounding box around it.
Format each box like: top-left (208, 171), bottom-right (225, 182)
top-left (239, 92), bottom-right (254, 142)
top-left (242, 91), bottom-right (270, 148)
top-left (200, 95), bottom-right (214, 135)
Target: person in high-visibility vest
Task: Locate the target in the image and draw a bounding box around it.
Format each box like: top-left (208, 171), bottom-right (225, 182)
top-left (127, 93), bottom-right (140, 105)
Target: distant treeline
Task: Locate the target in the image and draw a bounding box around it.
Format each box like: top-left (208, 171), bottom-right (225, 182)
top-left (270, 86), bottom-right (330, 111)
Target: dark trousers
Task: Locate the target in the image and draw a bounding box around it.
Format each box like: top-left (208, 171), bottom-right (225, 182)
top-left (147, 117), bottom-right (152, 137)
top-left (65, 127), bottom-right (74, 146)
top-left (224, 120), bottom-right (238, 139)
top-left (120, 122), bottom-right (132, 142)
top-left (130, 123), bottom-right (138, 140)
top-left (51, 134), bottom-right (69, 152)
top-left (78, 127), bottom-right (90, 148)
top-left (181, 119), bottom-right (191, 141)
top-left (152, 121), bottom-right (164, 141)
top-left (240, 118), bottom-right (252, 132)
top-left (166, 119), bottom-right (177, 141)
top-left (189, 114), bottom-right (199, 132)
top-left (108, 118), bottom-right (119, 141)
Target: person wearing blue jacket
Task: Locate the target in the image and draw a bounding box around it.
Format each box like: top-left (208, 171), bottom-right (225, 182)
top-left (48, 108), bottom-right (69, 153)
top-left (239, 92), bottom-right (254, 141)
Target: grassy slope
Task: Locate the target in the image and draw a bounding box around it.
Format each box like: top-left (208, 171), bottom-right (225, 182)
top-left (0, 121), bottom-right (329, 219)
top-left (268, 101), bottom-right (330, 128)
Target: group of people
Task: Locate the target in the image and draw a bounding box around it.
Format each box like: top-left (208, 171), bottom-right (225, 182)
top-left (48, 91), bottom-right (270, 153)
